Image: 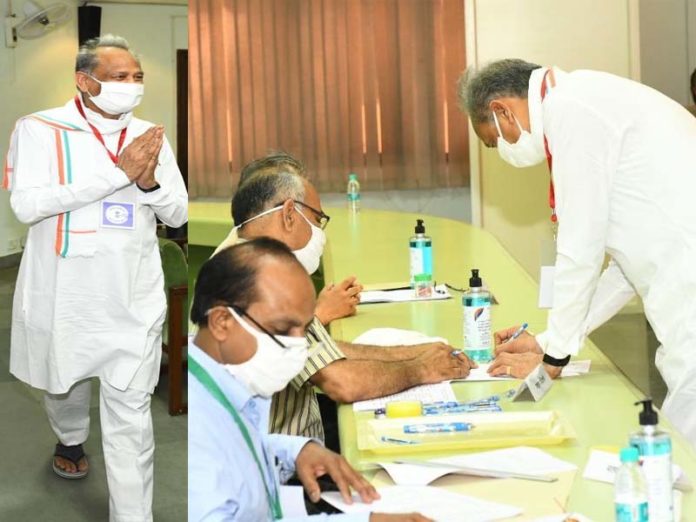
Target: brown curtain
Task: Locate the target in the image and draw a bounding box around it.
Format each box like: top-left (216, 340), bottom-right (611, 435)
top-left (189, 0), bottom-right (468, 198)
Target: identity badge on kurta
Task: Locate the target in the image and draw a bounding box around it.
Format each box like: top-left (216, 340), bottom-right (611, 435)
top-left (101, 201), bottom-right (135, 230)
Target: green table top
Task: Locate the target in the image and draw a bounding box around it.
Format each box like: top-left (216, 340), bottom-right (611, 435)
top-left (189, 201), bottom-right (696, 518)
top-left (320, 207), bottom-right (696, 520)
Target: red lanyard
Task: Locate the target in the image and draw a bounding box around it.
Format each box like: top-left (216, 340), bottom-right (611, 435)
top-left (540, 69), bottom-right (557, 223)
top-left (74, 96), bottom-right (127, 165)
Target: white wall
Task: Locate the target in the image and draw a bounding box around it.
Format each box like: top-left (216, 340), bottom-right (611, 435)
top-left (0, 0), bottom-right (79, 259)
top-left (467, 0), bottom-right (640, 280)
top-left (0, 0), bottom-right (186, 259)
top-left (98, 2), bottom-right (187, 151)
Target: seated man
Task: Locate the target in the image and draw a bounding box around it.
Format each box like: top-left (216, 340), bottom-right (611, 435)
top-left (215, 153), bottom-right (476, 440)
top-left (216, 152), bottom-right (362, 325)
top-left (188, 238), bottom-right (431, 522)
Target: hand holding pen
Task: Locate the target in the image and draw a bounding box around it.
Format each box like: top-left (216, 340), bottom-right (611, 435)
top-left (493, 322), bottom-right (540, 356)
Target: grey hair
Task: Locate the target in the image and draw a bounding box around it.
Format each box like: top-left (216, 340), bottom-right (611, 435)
top-left (75, 34), bottom-right (139, 74)
top-left (457, 59), bottom-right (541, 124)
top-left (232, 162), bottom-right (307, 226)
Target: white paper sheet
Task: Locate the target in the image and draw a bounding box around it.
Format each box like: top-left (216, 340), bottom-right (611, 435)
top-left (451, 361), bottom-right (591, 383)
top-left (279, 486), bottom-right (307, 517)
top-left (352, 381), bottom-right (457, 412)
top-left (561, 360), bottom-right (591, 377)
top-left (582, 449), bottom-right (684, 486)
top-left (353, 327), bottom-right (448, 347)
top-left (322, 485), bottom-right (522, 521)
top-left (453, 363), bottom-right (515, 382)
top-left (359, 284), bottom-right (451, 304)
top-left (379, 447), bottom-right (577, 486)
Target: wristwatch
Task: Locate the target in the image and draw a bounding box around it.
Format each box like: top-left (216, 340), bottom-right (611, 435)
top-left (542, 353), bottom-right (571, 367)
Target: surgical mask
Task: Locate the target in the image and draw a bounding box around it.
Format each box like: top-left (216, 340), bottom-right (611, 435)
top-left (292, 210), bottom-right (326, 274)
top-left (86, 75), bottom-right (144, 115)
top-left (224, 307), bottom-right (310, 398)
top-left (492, 110), bottom-right (546, 168)
top-left (234, 203), bottom-right (327, 274)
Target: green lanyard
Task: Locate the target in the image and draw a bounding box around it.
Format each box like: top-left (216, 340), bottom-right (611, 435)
top-left (189, 357), bottom-right (283, 520)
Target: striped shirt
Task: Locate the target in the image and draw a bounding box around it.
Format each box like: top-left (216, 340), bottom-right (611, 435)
top-left (270, 318), bottom-right (346, 441)
top-left (218, 231), bottom-right (347, 441)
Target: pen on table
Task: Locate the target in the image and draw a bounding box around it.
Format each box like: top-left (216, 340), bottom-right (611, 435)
top-left (504, 322), bottom-right (529, 344)
top-left (404, 422), bottom-right (473, 434)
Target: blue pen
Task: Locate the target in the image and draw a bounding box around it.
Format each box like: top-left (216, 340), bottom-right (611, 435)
top-left (504, 322), bottom-right (529, 344)
top-left (403, 422), bottom-right (473, 434)
top-left (423, 404), bottom-right (501, 415)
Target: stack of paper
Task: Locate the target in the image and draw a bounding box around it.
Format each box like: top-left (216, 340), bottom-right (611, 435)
top-left (322, 485), bottom-right (522, 521)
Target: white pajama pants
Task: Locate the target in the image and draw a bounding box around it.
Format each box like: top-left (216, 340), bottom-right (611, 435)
top-left (44, 379), bottom-right (154, 522)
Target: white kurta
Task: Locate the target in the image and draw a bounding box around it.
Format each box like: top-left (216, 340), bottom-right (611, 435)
top-left (528, 68), bottom-right (696, 444)
top-left (4, 98), bottom-right (188, 394)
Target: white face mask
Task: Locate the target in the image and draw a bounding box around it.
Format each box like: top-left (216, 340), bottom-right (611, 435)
top-left (292, 210), bottom-right (326, 274)
top-left (224, 307), bottom-right (310, 398)
top-left (86, 75), bottom-right (144, 115)
top-left (492, 110), bottom-right (546, 168)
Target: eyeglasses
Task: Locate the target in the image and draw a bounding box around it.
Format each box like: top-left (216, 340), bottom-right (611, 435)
top-left (293, 200), bottom-right (331, 230)
top-left (229, 305), bottom-right (287, 349)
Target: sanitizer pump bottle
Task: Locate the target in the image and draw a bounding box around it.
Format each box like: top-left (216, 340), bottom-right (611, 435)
top-left (463, 269), bottom-right (492, 363)
top-left (629, 398), bottom-right (674, 522)
top-left (409, 219), bottom-right (432, 286)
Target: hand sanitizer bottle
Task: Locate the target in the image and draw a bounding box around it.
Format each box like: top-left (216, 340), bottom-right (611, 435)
top-left (463, 269), bottom-right (492, 363)
top-left (409, 219), bottom-right (432, 286)
top-left (629, 398), bottom-right (674, 522)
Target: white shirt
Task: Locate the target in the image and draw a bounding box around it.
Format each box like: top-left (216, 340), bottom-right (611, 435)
top-left (530, 68), bottom-right (696, 394)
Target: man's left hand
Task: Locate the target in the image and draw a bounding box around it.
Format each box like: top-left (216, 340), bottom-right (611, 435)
top-left (296, 442), bottom-right (379, 505)
top-left (487, 352), bottom-right (562, 380)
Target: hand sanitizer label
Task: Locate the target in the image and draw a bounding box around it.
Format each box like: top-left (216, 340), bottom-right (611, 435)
top-left (409, 247), bottom-right (424, 281)
top-left (631, 440), bottom-right (673, 521)
top-left (463, 303), bottom-right (491, 350)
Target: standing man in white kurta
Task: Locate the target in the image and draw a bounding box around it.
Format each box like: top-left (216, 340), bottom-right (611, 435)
top-left (3, 35), bottom-right (188, 521)
top-left (458, 59), bottom-right (696, 449)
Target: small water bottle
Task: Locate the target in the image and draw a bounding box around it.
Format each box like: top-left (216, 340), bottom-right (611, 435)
top-left (463, 269), bottom-right (492, 363)
top-left (347, 173), bottom-right (360, 212)
top-left (630, 399), bottom-right (674, 522)
top-left (409, 219), bottom-right (433, 286)
top-left (614, 447), bottom-right (649, 522)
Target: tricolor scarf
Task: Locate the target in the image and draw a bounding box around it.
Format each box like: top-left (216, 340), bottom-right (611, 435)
top-left (3, 102), bottom-right (136, 258)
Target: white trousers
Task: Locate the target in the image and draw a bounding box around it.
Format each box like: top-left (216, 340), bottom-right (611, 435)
top-left (44, 378), bottom-right (154, 522)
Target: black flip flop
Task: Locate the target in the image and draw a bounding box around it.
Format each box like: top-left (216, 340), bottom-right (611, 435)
top-left (52, 443), bottom-right (89, 480)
